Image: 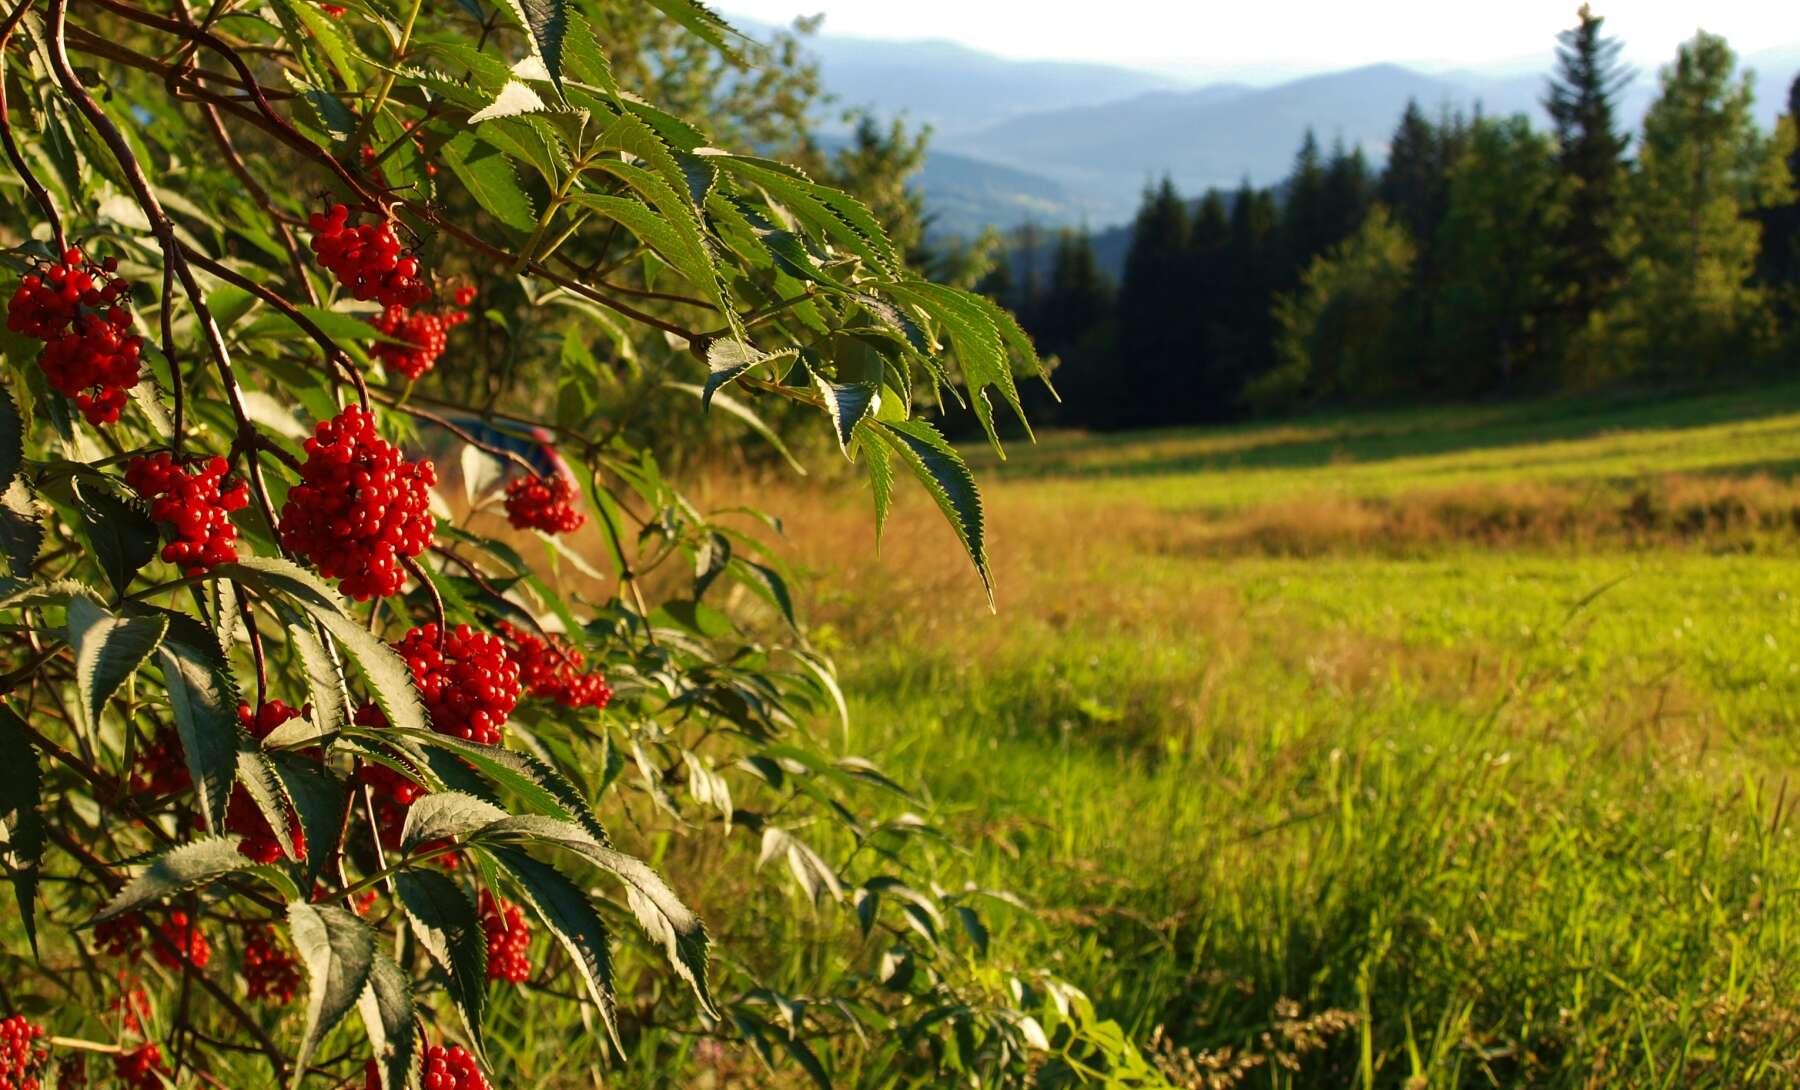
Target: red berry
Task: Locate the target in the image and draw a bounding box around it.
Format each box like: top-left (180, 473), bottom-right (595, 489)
top-left (8, 250), bottom-right (140, 425)
top-left (111, 1045), bottom-right (164, 1090)
top-left (321, 3), bottom-right (347, 16)
top-left (0, 1014), bottom-right (48, 1090)
top-left (128, 729), bottom-right (191, 798)
top-left (308, 206), bottom-right (430, 308)
top-left (278, 406), bottom-right (437, 601)
top-left (149, 912), bottom-right (210, 971)
top-left (478, 891), bottom-right (531, 984)
top-left (503, 474), bottom-right (585, 535)
top-left (125, 453), bottom-right (250, 575)
top-left (371, 303), bottom-right (467, 381)
top-left (496, 622), bottom-right (610, 711)
top-left (242, 926), bottom-right (302, 1005)
top-left (391, 624), bottom-right (520, 745)
top-left (452, 286), bottom-right (477, 308)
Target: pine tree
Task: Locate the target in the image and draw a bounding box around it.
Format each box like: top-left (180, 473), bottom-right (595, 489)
top-left (1281, 129), bottom-right (1330, 282)
top-left (1380, 101), bottom-right (1444, 243)
top-left (1115, 177), bottom-right (1195, 427)
top-left (1187, 190), bottom-right (1238, 413)
top-left (1545, 4), bottom-right (1633, 327)
top-left (1218, 181), bottom-right (1282, 398)
top-left (1321, 140), bottom-right (1374, 249)
top-left (1757, 74), bottom-right (1800, 302)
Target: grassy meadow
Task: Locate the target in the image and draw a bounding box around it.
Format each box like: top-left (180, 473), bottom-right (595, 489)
top-left (687, 384), bottom-right (1800, 1088)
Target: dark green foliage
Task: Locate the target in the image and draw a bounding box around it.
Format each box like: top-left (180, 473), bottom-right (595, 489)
top-left (1545, 3), bottom-right (1632, 328)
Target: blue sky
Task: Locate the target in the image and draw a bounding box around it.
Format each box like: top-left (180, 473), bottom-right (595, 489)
top-left (725, 2), bottom-right (1796, 79)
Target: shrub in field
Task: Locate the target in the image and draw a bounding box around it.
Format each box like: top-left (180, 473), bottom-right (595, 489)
top-left (0, 1), bottom-right (1160, 1087)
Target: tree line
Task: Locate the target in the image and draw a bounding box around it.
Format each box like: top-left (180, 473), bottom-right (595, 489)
top-left (982, 7), bottom-right (1800, 430)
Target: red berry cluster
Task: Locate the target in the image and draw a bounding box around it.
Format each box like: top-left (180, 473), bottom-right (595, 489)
top-left (279, 406), bottom-right (437, 600)
top-left (151, 912), bottom-right (211, 971)
top-left (128, 729), bottom-right (190, 798)
top-left (478, 891), bottom-right (531, 984)
top-left (242, 926), bottom-right (302, 1005)
top-left (6, 248), bottom-right (140, 425)
top-left (503, 473), bottom-right (585, 535)
top-left (308, 206), bottom-right (429, 308)
top-left (124, 453), bottom-right (250, 575)
top-left (225, 701), bottom-right (310, 864)
top-left (0, 1015), bottom-right (47, 1090)
top-left (111, 1045), bottom-right (164, 1090)
top-left (321, 4), bottom-right (347, 16)
top-left (497, 622), bottom-right (611, 711)
top-left (423, 1044), bottom-right (490, 1090)
top-left (393, 624), bottom-right (521, 745)
top-left (371, 303), bottom-right (468, 381)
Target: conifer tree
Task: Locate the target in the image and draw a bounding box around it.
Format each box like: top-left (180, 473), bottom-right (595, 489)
top-left (1321, 140), bottom-right (1375, 249)
top-left (1281, 130), bottom-right (1331, 281)
top-left (1545, 4), bottom-right (1633, 326)
top-left (1116, 177), bottom-right (1195, 426)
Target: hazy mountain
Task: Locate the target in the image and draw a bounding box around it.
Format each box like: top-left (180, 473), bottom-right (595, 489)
top-left (736, 15), bottom-right (1800, 235)
top-left (733, 17), bottom-right (1180, 136)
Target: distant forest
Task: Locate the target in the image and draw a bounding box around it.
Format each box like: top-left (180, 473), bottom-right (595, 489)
top-left (979, 7), bottom-right (1800, 430)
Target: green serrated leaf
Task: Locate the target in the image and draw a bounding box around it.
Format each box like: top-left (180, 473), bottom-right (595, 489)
top-left (67, 596), bottom-right (167, 732)
top-left (484, 844), bottom-right (620, 1054)
top-left (852, 419), bottom-right (893, 548)
top-left (870, 419), bottom-right (989, 602)
top-left (158, 632), bottom-right (244, 831)
top-left (400, 790), bottom-right (508, 849)
top-left (0, 381), bottom-right (20, 488)
top-left (271, 751), bottom-right (345, 887)
top-left (442, 132), bottom-right (537, 231)
top-left (810, 374), bottom-right (880, 456)
top-left (218, 558), bottom-right (426, 736)
top-left (71, 481), bottom-right (156, 598)
top-left (0, 480), bottom-right (42, 581)
top-left (358, 946), bottom-right (418, 1090)
top-left (365, 728), bottom-right (609, 846)
top-left (395, 870), bottom-right (486, 1057)
top-left (481, 815), bottom-right (717, 1018)
top-left (0, 704), bottom-right (45, 956)
top-left (289, 902), bottom-right (378, 1082)
top-left (495, 0), bottom-right (567, 96)
top-left (94, 837), bottom-right (256, 922)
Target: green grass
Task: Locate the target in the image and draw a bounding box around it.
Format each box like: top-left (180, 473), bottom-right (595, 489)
top-left (753, 385), bottom-right (1800, 1088)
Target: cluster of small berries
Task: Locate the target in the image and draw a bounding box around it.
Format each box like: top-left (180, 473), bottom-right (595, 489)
top-left (242, 926), bottom-right (302, 1005)
top-left (95, 913), bottom-right (212, 971)
top-left (124, 453), bottom-right (249, 575)
top-left (421, 1044), bottom-right (490, 1090)
top-left (393, 624), bottom-right (521, 745)
top-left (371, 293), bottom-right (470, 381)
top-left (503, 473), bottom-right (585, 535)
top-left (279, 406), bottom-right (437, 600)
top-left (308, 206), bottom-right (430, 308)
top-left (496, 622), bottom-right (611, 711)
top-left (5, 248), bottom-right (140, 424)
top-left (111, 1045), bottom-right (164, 1090)
top-left (225, 701), bottom-right (309, 864)
top-left (0, 1015), bottom-right (46, 1090)
top-left (128, 729), bottom-right (190, 798)
top-left (320, 4), bottom-right (347, 17)
top-left (478, 892), bottom-right (531, 984)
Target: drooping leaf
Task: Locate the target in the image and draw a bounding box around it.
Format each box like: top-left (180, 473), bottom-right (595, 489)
top-left (157, 632), bottom-right (244, 831)
top-left (0, 705), bottom-right (45, 955)
top-left (236, 747), bottom-right (300, 861)
top-left (485, 844), bottom-right (620, 1052)
top-left (443, 132), bottom-right (537, 231)
top-left (852, 419), bottom-right (894, 548)
top-left (481, 816), bottom-right (716, 1018)
top-left (810, 375), bottom-right (880, 456)
top-left (0, 480), bottom-right (42, 580)
top-left (67, 596), bottom-right (167, 732)
top-left (642, 0), bottom-right (742, 56)
top-left (701, 339), bottom-right (794, 408)
top-left (494, 0), bottom-right (568, 96)
top-left (219, 558), bottom-right (426, 735)
top-left (271, 751), bottom-right (345, 886)
top-left (94, 837), bottom-right (256, 922)
top-left (358, 946), bottom-right (418, 1090)
top-left (868, 419), bottom-right (990, 601)
top-left (395, 870), bottom-right (487, 1055)
top-left (468, 80), bottom-right (551, 125)
top-left (288, 902), bottom-right (378, 1080)
top-left (0, 381), bottom-right (20, 487)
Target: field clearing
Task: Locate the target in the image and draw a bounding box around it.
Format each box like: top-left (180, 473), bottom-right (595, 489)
top-left (689, 385), bottom-right (1800, 1088)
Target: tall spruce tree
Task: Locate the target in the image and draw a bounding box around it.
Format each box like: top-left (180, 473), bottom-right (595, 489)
top-left (1188, 190), bottom-right (1238, 414)
top-left (1321, 140), bottom-right (1375, 249)
top-left (1758, 75), bottom-right (1800, 303)
top-left (1281, 130), bottom-right (1331, 283)
top-left (1116, 177), bottom-right (1195, 427)
top-left (1545, 4), bottom-right (1632, 326)
top-left (1219, 181), bottom-right (1283, 398)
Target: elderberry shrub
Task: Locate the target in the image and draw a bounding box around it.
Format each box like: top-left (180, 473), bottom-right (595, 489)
top-left (503, 473), bottom-right (585, 535)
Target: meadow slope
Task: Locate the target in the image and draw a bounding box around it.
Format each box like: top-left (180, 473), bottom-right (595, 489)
top-left (695, 385), bottom-right (1800, 1088)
